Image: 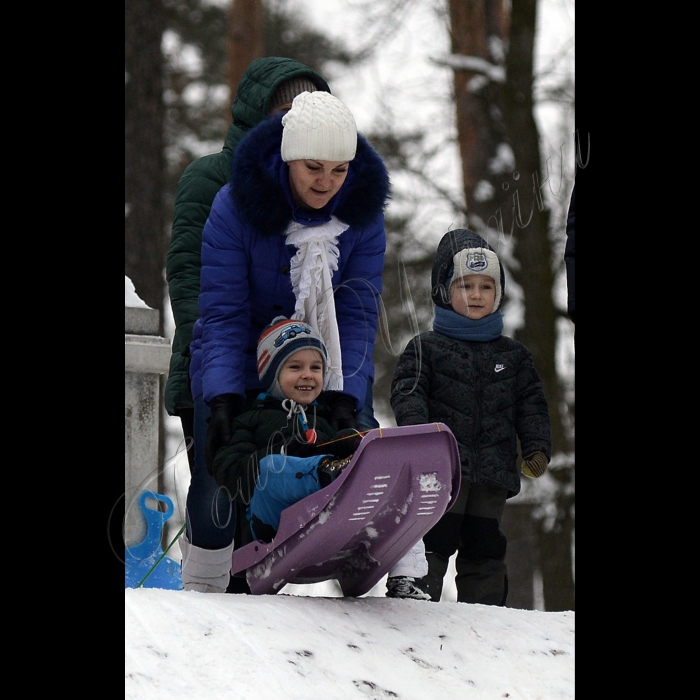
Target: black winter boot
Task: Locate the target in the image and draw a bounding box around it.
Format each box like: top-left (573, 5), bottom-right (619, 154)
top-left (456, 514), bottom-right (508, 605)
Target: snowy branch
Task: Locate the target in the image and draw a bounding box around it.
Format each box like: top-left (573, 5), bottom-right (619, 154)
top-left (429, 53), bottom-right (506, 83)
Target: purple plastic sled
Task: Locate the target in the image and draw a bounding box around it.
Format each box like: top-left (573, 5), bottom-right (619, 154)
top-left (231, 422), bottom-right (461, 597)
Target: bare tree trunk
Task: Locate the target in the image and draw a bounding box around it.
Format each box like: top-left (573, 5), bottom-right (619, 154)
top-left (125, 0), bottom-right (166, 322)
top-left (449, 0), bottom-right (511, 226)
top-left (448, 0), bottom-right (574, 611)
top-left (503, 0), bottom-right (574, 612)
top-left (227, 0), bottom-right (265, 108)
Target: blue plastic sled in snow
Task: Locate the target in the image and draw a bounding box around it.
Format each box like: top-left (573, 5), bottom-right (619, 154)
top-left (125, 491), bottom-right (182, 590)
top-left (231, 423), bottom-right (461, 597)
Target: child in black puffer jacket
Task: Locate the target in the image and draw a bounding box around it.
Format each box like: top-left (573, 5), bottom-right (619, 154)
top-left (391, 229), bottom-right (552, 606)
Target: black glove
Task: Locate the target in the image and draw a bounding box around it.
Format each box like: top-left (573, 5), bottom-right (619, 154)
top-left (284, 442), bottom-right (316, 458)
top-left (331, 428), bottom-right (363, 458)
top-left (325, 392), bottom-right (357, 432)
top-left (284, 431), bottom-right (333, 459)
top-left (205, 393), bottom-right (245, 475)
top-left (522, 451), bottom-right (548, 479)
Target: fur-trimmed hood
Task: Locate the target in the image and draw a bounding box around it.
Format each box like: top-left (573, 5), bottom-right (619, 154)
top-left (230, 114), bottom-right (391, 238)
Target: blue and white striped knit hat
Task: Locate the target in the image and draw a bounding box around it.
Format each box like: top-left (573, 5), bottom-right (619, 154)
top-left (256, 317), bottom-right (329, 401)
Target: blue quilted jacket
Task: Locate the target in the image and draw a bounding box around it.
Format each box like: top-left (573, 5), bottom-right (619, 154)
top-left (190, 114), bottom-right (391, 411)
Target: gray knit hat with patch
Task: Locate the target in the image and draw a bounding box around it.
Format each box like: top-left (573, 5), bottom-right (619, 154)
top-left (449, 247), bottom-right (504, 311)
top-left (269, 77), bottom-right (319, 112)
top-left (431, 229), bottom-right (506, 312)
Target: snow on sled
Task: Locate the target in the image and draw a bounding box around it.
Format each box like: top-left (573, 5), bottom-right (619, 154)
top-left (125, 491), bottom-right (182, 590)
top-left (231, 422), bottom-right (461, 597)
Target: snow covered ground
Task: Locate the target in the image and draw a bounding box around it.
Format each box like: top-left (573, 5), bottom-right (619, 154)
top-left (125, 587), bottom-right (574, 699)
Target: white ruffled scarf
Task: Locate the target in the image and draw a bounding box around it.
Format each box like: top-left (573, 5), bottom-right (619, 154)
top-left (285, 216), bottom-right (348, 392)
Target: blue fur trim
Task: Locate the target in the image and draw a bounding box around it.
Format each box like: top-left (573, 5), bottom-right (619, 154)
top-left (230, 116), bottom-right (391, 238)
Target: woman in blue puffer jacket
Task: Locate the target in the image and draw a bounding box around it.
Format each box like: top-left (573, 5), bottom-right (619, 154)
top-left (181, 91), bottom-right (390, 593)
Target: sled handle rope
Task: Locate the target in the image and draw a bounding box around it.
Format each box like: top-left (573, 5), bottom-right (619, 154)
top-left (314, 428), bottom-right (372, 449)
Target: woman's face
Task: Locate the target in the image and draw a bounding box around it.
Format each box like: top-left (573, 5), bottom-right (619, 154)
top-left (288, 159), bottom-right (349, 210)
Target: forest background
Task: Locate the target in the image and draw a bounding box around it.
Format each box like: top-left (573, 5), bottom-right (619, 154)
top-left (125, 0), bottom-right (578, 612)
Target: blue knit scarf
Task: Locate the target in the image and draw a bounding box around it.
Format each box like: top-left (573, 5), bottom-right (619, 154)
top-left (432, 305), bottom-right (504, 342)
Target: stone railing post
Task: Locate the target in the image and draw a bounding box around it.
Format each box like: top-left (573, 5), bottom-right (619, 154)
top-left (124, 304), bottom-right (171, 548)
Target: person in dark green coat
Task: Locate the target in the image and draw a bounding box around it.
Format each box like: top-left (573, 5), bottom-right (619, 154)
top-left (165, 58), bottom-right (331, 472)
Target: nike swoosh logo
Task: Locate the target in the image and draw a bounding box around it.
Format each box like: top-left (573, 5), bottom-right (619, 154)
top-left (495, 366), bottom-right (505, 373)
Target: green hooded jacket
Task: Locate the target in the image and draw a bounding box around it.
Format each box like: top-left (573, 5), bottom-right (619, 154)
top-left (164, 58), bottom-right (330, 415)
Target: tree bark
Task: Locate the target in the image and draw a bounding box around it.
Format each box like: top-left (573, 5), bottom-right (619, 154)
top-left (449, 0), bottom-right (511, 224)
top-left (227, 0), bottom-right (265, 106)
top-left (503, 0), bottom-right (574, 612)
top-left (125, 0), bottom-right (167, 321)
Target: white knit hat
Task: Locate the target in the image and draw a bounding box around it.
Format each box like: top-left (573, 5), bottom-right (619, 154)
top-left (281, 91), bottom-right (357, 163)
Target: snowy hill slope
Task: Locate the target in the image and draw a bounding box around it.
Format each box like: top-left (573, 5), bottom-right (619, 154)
top-left (125, 588), bottom-right (574, 699)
